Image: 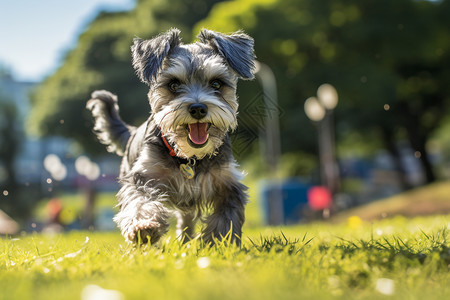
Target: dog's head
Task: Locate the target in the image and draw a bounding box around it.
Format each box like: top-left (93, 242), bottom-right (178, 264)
top-left (131, 28), bottom-right (255, 159)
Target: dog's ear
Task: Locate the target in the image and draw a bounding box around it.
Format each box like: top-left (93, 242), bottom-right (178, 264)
top-left (198, 29), bottom-right (256, 80)
top-left (131, 28), bottom-right (181, 84)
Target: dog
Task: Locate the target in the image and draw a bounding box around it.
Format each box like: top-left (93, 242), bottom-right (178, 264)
top-left (86, 28), bottom-right (255, 245)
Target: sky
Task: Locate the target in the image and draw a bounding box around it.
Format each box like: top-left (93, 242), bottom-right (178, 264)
top-left (0, 0), bottom-right (135, 82)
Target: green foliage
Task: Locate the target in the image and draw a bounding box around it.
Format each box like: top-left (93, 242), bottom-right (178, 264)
top-left (0, 102), bottom-right (19, 162)
top-left (28, 0), bottom-right (450, 182)
top-left (1, 215), bottom-right (449, 300)
top-left (278, 152), bottom-right (317, 178)
top-left (196, 0), bottom-right (450, 182)
top-left (28, 0), bottom-right (222, 154)
top-left (0, 98), bottom-right (22, 215)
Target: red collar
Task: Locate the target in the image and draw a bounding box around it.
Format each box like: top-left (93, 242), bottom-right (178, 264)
top-left (160, 132), bottom-right (176, 157)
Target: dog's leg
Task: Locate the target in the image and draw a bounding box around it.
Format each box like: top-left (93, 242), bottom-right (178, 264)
top-left (175, 211), bottom-right (196, 243)
top-left (202, 181), bottom-right (248, 246)
top-left (114, 178), bottom-right (170, 244)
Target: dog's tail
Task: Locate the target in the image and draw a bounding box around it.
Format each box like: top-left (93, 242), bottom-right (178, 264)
top-left (86, 90), bottom-right (135, 156)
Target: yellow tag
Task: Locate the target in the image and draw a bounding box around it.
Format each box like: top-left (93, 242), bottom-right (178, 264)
top-left (180, 164), bottom-right (195, 179)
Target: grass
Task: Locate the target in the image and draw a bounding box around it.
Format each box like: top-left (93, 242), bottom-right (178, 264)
top-left (332, 180), bottom-right (450, 222)
top-left (1, 214), bottom-right (449, 300)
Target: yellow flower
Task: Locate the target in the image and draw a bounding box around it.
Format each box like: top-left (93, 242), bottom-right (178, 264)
top-left (347, 216), bottom-right (363, 229)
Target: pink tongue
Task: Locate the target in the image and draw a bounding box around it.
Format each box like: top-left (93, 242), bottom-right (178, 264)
top-left (189, 123), bottom-right (209, 144)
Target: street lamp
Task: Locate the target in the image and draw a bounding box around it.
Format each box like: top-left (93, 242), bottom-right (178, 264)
top-left (304, 97), bottom-right (326, 122)
top-left (254, 61), bottom-right (283, 225)
top-left (43, 154), bottom-right (68, 182)
top-left (304, 84), bottom-right (339, 215)
top-left (317, 84), bottom-right (339, 110)
top-left (254, 61), bottom-right (281, 171)
top-left (75, 155), bottom-right (100, 230)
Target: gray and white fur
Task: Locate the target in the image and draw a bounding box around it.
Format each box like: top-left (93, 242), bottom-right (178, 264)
top-left (86, 28), bottom-right (255, 245)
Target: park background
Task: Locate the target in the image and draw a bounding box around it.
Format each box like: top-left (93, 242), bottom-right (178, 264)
top-left (1, 1), bottom-right (450, 300)
top-left (1, 0), bottom-right (450, 233)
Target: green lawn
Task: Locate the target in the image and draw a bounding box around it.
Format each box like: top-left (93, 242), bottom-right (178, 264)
top-left (332, 181), bottom-right (450, 222)
top-left (1, 214), bottom-right (449, 300)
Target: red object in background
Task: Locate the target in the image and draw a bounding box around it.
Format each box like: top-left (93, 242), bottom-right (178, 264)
top-left (307, 186), bottom-right (332, 210)
top-left (46, 198), bottom-right (63, 223)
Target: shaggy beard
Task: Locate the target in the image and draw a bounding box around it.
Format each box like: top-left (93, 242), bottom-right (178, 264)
top-left (153, 96), bottom-right (237, 159)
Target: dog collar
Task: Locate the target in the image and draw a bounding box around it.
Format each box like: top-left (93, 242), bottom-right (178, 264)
top-left (159, 131), bottom-right (196, 179)
top-left (160, 132), bottom-right (176, 157)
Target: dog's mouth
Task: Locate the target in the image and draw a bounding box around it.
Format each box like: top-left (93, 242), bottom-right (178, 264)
top-left (187, 122), bottom-right (210, 148)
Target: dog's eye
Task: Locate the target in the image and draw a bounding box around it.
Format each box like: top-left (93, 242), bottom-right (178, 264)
top-left (168, 79), bottom-right (181, 93)
top-left (210, 79), bottom-right (222, 90)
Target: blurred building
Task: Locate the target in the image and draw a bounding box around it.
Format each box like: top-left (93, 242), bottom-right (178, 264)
top-left (0, 71), bottom-right (34, 121)
top-left (0, 71), bottom-right (120, 196)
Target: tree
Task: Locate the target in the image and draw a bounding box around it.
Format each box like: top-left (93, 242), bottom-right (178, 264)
top-left (29, 0), bottom-right (223, 154)
top-left (0, 100), bottom-right (20, 215)
top-left (195, 0), bottom-right (450, 184)
top-left (29, 0), bottom-right (450, 185)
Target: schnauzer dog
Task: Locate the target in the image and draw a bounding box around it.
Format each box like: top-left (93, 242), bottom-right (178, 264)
top-left (86, 28), bottom-right (255, 245)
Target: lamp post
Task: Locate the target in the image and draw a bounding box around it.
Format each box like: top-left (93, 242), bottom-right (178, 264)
top-left (254, 61), bottom-right (283, 225)
top-left (304, 84), bottom-right (339, 206)
top-left (75, 156), bottom-right (100, 230)
top-left (254, 61), bottom-right (281, 173)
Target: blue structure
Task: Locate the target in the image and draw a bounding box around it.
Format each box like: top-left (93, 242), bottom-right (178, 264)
top-left (261, 178), bottom-right (311, 225)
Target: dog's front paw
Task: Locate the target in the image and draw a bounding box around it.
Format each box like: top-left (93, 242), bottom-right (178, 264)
top-left (125, 220), bottom-right (168, 244)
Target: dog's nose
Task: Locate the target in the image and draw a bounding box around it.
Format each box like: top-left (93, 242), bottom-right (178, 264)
top-left (188, 103), bottom-right (208, 120)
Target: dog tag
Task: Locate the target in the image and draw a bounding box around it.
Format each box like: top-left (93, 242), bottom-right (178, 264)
top-left (180, 163), bottom-right (195, 179)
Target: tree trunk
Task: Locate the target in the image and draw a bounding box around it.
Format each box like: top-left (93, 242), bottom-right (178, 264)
top-left (380, 127), bottom-right (412, 190)
top-left (403, 117), bottom-right (436, 184)
top-left (411, 136), bottom-right (435, 184)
